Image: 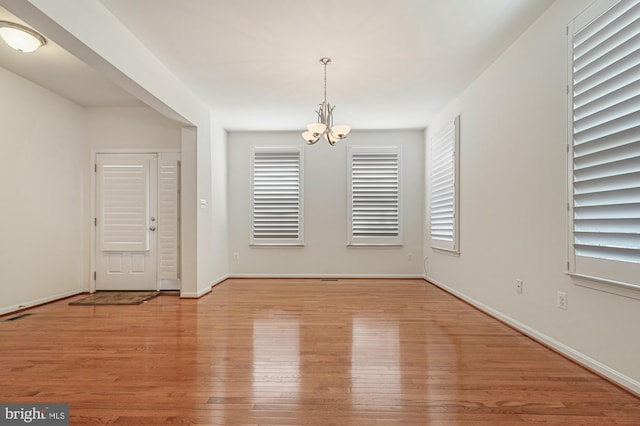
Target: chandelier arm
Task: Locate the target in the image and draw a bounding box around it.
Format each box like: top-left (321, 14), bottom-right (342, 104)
top-left (328, 104), bottom-right (334, 130)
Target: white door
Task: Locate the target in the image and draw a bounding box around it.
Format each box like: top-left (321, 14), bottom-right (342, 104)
top-left (96, 154), bottom-right (158, 291)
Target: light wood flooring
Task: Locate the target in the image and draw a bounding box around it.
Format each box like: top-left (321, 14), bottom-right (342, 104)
top-left (0, 278), bottom-right (638, 424)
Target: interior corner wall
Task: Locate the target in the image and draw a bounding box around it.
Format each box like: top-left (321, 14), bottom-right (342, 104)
top-left (0, 66), bottom-right (86, 314)
top-left (83, 106), bottom-right (183, 290)
top-left (195, 120), bottom-right (217, 296)
top-left (209, 119), bottom-right (229, 284)
top-left (425, 0), bottom-right (640, 390)
top-left (181, 127), bottom-right (198, 296)
top-left (227, 129), bottom-right (425, 277)
top-left (7, 0), bottom-right (223, 298)
top-left (82, 111), bottom-right (214, 299)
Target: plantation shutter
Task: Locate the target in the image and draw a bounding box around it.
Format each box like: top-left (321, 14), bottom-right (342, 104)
top-left (97, 155), bottom-right (152, 252)
top-left (430, 116), bottom-right (460, 252)
top-left (251, 147), bottom-right (304, 245)
top-left (158, 153), bottom-right (180, 279)
top-left (570, 0), bottom-right (640, 286)
top-left (348, 146), bottom-right (402, 245)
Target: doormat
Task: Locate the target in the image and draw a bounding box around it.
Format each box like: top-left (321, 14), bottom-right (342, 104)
top-left (69, 291), bottom-right (160, 306)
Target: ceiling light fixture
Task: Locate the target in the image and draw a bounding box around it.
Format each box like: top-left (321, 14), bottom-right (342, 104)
top-left (302, 57), bottom-right (351, 146)
top-left (0, 21), bottom-right (46, 53)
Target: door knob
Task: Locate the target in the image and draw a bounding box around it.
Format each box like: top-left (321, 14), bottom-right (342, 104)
top-left (149, 226), bottom-right (156, 231)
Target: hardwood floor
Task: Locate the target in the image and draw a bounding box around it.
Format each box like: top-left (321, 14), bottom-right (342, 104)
top-left (0, 278), bottom-right (638, 424)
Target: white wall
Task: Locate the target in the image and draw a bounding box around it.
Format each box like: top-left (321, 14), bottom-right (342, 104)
top-left (85, 106), bottom-right (182, 151)
top-left (228, 130), bottom-right (424, 277)
top-left (181, 127), bottom-right (198, 296)
top-left (7, 0), bottom-right (221, 297)
top-left (83, 106), bottom-right (182, 290)
top-left (426, 0), bottom-right (640, 391)
top-left (0, 75), bottom-right (188, 314)
top-left (0, 66), bottom-right (86, 314)
top-left (210, 119), bottom-right (229, 284)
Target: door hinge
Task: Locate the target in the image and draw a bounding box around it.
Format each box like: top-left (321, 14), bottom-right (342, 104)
top-left (95, 163), bottom-right (97, 173)
top-left (94, 217), bottom-right (97, 226)
top-left (93, 271), bottom-right (97, 280)
top-left (566, 26), bottom-right (569, 36)
top-left (567, 261), bottom-right (570, 270)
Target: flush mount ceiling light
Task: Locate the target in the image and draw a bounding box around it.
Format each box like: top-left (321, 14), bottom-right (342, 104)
top-left (302, 57), bottom-right (351, 146)
top-left (0, 21), bottom-right (46, 53)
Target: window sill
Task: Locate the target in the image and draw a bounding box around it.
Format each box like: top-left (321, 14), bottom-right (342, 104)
top-left (347, 243), bottom-right (403, 248)
top-left (250, 243), bottom-right (304, 247)
top-left (567, 272), bottom-right (640, 300)
top-left (431, 246), bottom-right (460, 256)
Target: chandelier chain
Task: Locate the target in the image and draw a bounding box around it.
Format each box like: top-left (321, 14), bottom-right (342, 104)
top-left (323, 61), bottom-right (327, 105)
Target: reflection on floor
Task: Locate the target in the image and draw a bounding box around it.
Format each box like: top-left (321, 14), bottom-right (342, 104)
top-left (0, 278), bottom-right (638, 424)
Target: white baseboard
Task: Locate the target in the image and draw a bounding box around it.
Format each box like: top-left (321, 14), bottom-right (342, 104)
top-left (180, 287), bottom-right (210, 298)
top-left (180, 274), bottom-right (229, 298)
top-left (0, 288), bottom-right (85, 316)
top-left (228, 273), bottom-right (425, 279)
top-left (426, 275), bottom-right (640, 396)
top-left (211, 274), bottom-right (230, 287)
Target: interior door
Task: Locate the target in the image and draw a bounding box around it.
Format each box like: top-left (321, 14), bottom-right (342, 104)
top-left (96, 153), bottom-right (158, 290)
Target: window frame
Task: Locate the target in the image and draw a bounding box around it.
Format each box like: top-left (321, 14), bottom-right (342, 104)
top-left (566, 0), bottom-right (640, 293)
top-left (347, 146), bottom-right (403, 246)
top-left (250, 146), bottom-right (304, 246)
top-left (429, 116), bottom-right (460, 254)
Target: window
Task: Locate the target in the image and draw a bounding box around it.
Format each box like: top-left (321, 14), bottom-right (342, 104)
top-left (568, 0), bottom-right (640, 288)
top-left (251, 147), bottom-right (304, 245)
top-left (429, 116), bottom-right (460, 253)
top-left (348, 146), bottom-right (402, 245)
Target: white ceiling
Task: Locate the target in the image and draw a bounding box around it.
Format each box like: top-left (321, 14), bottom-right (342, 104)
top-left (1, 0), bottom-right (556, 130)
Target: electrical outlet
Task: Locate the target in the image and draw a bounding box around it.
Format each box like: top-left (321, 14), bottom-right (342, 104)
top-left (233, 252), bottom-right (239, 261)
top-left (557, 291), bottom-right (567, 310)
top-left (516, 279), bottom-right (523, 294)
top-left (408, 253), bottom-right (413, 261)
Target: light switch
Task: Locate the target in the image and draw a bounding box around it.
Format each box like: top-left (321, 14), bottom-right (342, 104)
top-left (200, 199), bottom-right (207, 209)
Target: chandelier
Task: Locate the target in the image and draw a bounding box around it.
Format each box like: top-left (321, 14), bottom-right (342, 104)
top-left (302, 57), bottom-right (351, 145)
